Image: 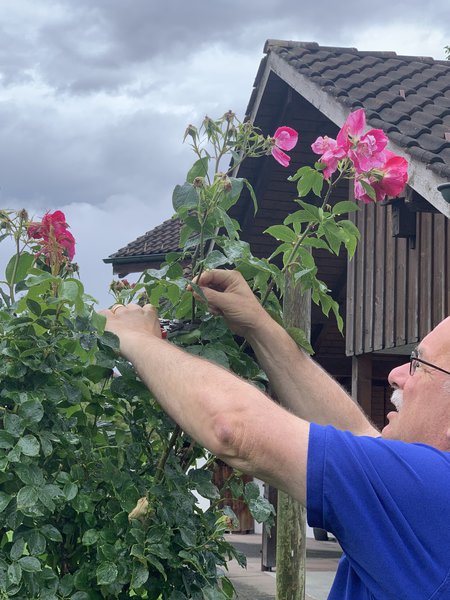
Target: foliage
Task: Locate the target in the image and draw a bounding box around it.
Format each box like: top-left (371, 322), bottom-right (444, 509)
top-left (0, 108), bottom-right (408, 598)
top-left (0, 210), bottom-right (268, 599)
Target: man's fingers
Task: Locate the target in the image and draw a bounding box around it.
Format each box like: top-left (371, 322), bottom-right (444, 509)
top-left (194, 269), bottom-right (238, 292)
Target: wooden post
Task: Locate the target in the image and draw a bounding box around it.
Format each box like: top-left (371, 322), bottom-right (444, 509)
top-left (351, 354), bottom-right (373, 418)
top-left (275, 273), bottom-right (310, 600)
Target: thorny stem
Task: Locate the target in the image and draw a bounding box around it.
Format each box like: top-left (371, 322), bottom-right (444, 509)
top-left (239, 170), bottom-right (346, 352)
top-left (154, 425), bottom-right (182, 483)
top-left (8, 212), bottom-right (27, 303)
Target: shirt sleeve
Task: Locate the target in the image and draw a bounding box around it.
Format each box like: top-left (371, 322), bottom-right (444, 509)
top-left (306, 423), bottom-right (450, 599)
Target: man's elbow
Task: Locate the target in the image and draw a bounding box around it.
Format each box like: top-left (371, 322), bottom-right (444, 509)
top-left (210, 412), bottom-right (249, 464)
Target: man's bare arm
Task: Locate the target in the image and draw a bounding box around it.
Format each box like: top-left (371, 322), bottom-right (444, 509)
top-left (194, 270), bottom-right (379, 436)
top-left (101, 304), bottom-right (310, 504)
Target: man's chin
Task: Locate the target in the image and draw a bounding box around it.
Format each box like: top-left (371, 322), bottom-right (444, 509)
top-left (382, 412), bottom-right (398, 439)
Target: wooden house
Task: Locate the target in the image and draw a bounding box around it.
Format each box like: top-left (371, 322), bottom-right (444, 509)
top-left (105, 41), bottom-right (450, 431)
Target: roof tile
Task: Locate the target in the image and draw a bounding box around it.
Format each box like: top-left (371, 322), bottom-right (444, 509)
top-left (415, 132), bottom-right (450, 153)
top-left (108, 217), bottom-right (182, 259)
top-left (396, 121), bottom-right (431, 138)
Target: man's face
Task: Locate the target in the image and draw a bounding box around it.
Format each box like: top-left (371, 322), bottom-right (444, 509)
top-left (383, 317), bottom-right (450, 450)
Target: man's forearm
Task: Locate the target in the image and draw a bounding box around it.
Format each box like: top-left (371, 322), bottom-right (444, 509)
top-left (119, 332), bottom-right (309, 502)
top-left (246, 316), bottom-right (379, 436)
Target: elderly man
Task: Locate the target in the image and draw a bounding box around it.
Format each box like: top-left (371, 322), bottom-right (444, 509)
top-left (102, 269), bottom-right (450, 600)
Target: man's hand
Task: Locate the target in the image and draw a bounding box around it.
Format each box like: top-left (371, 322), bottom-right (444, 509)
top-left (191, 269), bottom-right (270, 338)
top-left (99, 304), bottom-right (162, 361)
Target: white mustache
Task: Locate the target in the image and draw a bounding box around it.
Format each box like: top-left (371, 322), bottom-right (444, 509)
top-left (390, 389), bottom-right (403, 412)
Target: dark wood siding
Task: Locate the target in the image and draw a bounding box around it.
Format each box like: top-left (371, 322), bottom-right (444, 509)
top-left (346, 201), bottom-right (449, 355)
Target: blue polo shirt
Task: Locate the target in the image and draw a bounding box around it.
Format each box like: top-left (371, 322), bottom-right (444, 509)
top-left (307, 424), bottom-right (450, 600)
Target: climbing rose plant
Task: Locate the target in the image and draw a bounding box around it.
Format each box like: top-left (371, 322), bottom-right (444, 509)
top-left (0, 109), bottom-right (408, 600)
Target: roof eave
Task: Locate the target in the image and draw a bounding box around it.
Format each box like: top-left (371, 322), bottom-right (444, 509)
top-left (103, 253), bottom-right (168, 265)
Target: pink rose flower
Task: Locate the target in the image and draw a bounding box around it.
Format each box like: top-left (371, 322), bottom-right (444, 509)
top-left (28, 210), bottom-right (76, 262)
top-left (354, 151), bottom-right (408, 203)
top-left (311, 135), bottom-right (346, 179)
top-left (337, 108), bottom-right (388, 173)
top-left (271, 126), bottom-right (298, 167)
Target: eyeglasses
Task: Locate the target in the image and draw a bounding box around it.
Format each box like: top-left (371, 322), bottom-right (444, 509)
top-left (409, 349), bottom-right (450, 377)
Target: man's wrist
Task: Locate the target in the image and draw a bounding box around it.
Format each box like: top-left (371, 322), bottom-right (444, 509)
top-left (244, 310), bottom-right (280, 346)
top-left (118, 331), bottom-right (165, 362)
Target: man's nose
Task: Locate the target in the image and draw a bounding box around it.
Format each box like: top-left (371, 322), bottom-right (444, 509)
top-left (388, 362), bottom-right (410, 389)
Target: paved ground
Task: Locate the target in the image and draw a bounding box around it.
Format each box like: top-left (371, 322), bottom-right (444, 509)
top-left (224, 533), bottom-right (341, 600)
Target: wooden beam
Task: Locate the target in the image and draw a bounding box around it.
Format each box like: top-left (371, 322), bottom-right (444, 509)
top-left (351, 354), bottom-right (373, 418)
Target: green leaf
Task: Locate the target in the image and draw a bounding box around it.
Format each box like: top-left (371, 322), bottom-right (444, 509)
top-left (242, 178), bottom-right (258, 214)
top-left (200, 346), bottom-right (229, 369)
top-left (59, 574), bottom-right (74, 596)
top-left (221, 239), bottom-right (251, 263)
top-left (63, 482), bottom-right (79, 501)
top-left (179, 527), bottom-right (196, 547)
top-left (172, 182), bottom-right (199, 213)
top-left (293, 166), bottom-right (321, 197)
top-left (26, 297), bottom-right (42, 316)
top-left (338, 219), bottom-right (361, 258)
top-left (98, 330), bottom-right (120, 353)
top-left (4, 413), bottom-right (25, 437)
top-left (243, 481), bottom-right (260, 501)
top-left (284, 209), bottom-right (316, 226)
top-left (16, 485), bottom-right (38, 510)
top-left (220, 576), bottom-right (236, 599)
top-left (321, 220), bottom-right (344, 255)
top-left (17, 434), bottom-right (40, 456)
top-left (10, 538), bottom-right (26, 560)
top-left (84, 364), bottom-right (113, 383)
top-left (146, 554), bottom-right (167, 580)
top-left (0, 492), bottom-right (12, 513)
top-left (311, 171), bottom-right (324, 197)
top-left (18, 556), bottom-right (41, 572)
top-left (203, 586), bottom-right (228, 600)
top-left (360, 179), bottom-right (377, 200)
top-left (96, 561), bottom-right (118, 585)
top-left (60, 280), bottom-right (83, 303)
top-left (186, 157), bottom-right (209, 183)
top-left (302, 237), bottom-right (331, 251)
top-left (81, 529), bottom-right (99, 546)
top-left (215, 208), bottom-right (239, 240)
top-left (6, 252), bottom-right (34, 285)
top-left (189, 469), bottom-right (220, 500)
top-left (131, 562), bottom-right (149, 589)
top-left (15, 464), bottom-right (45, 486)
top-left (41, 524), bottom-right (63, 542)
top-left (286, 327), bottom-right (314, 355)
top-left (91, 311), bottom-right (106, 334)
top-left (7, 562), bottom-right (22, 585)
top-left (0, 430), bottom-right (15, 449)
top-left (220, 177), bottom-right (244, 211)
top-left (203, 250), bottom-right (230, 270)
top-left (332, 201), bottom-right (359, 215)
top-left (264, 225), bottom-right (296, 243)
top-left (28, 531), bottom-right (47, 555)
top-left (248, 496), bottom-right (275, 523)
top-left (297, 200), bottom-right (322, 221)
top-left (18, 399), bottom-right (44, 424)
top-left (189, 281), bottom-right (207, 304)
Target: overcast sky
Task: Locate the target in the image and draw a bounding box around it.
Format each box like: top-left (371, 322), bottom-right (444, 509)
top-left (0, 0), bottom-right (449, 306)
